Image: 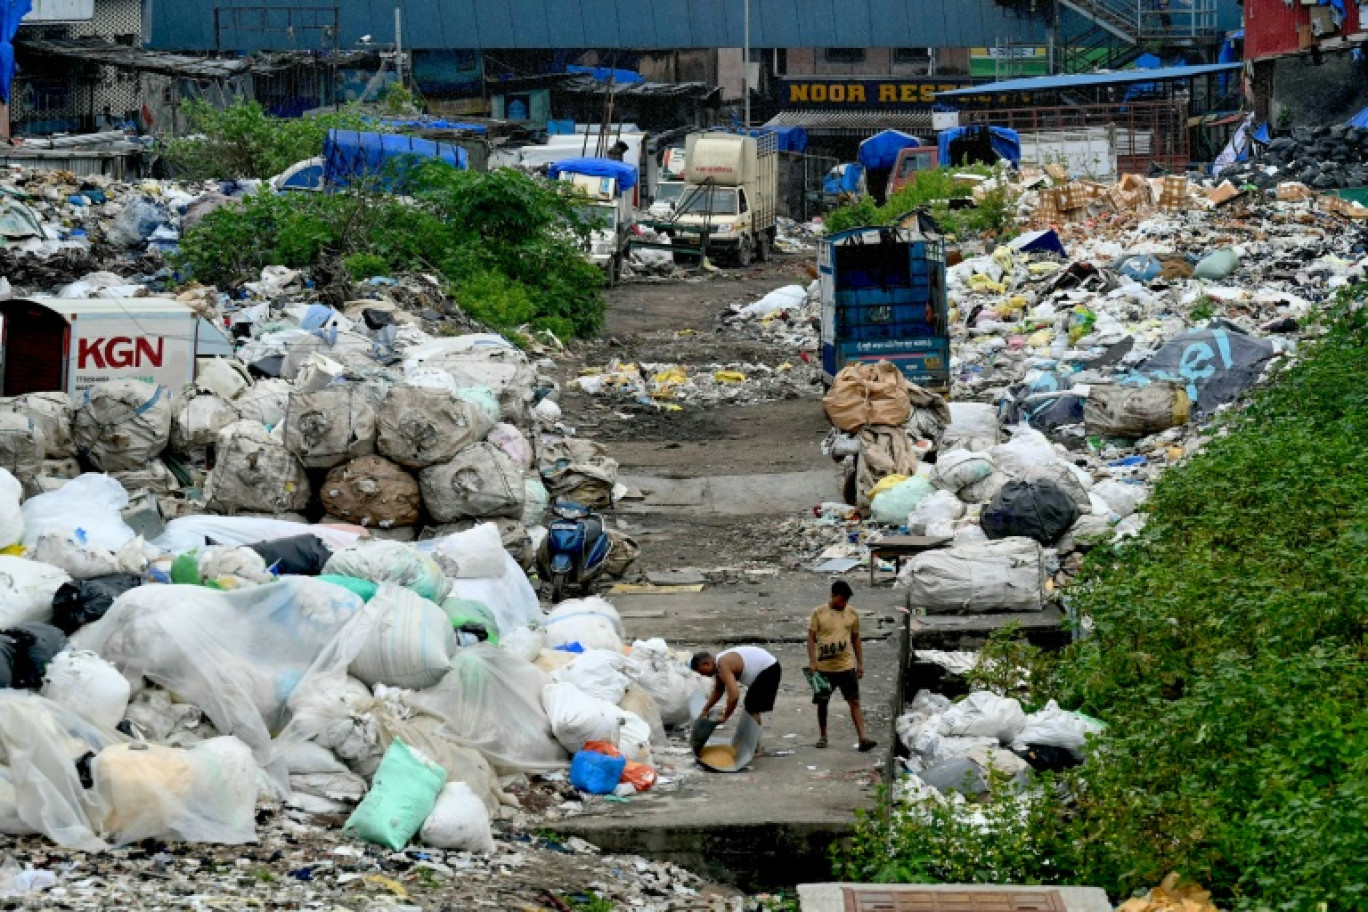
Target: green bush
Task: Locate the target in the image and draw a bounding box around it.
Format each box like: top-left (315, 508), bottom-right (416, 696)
top-left (176, 160), bottom-right (605, 339)
top-left (159, 100), bottom-right (377, 180)
top-left (833, 285), bottom-right (1368, 909)
top-left (824, 164), bottom-right (1015, 239)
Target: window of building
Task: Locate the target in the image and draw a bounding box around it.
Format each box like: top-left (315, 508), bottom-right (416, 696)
top-left (893, 47), bottom-right (931, 64)
top-left (823, 48), bottom-right (866, 64)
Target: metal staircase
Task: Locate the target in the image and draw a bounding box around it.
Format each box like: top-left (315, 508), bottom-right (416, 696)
top-left (1055, 0), bottom-right (1221, 69)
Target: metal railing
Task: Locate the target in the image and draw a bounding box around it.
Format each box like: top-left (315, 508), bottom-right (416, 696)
top-left (961, 100), bottom-right (1191, 173)
top-left (1059, 0), bottom-right (1219, 43)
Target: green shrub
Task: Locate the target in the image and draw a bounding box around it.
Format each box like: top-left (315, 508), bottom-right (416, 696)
top-left (160, 100), bottom-right (377, 180)
top-left (824, 164), bottom-right (1015, 239)
top-left (833, 286), bottom-right (1368, 909)
top-left (176, 161), bottom-right (605, 338)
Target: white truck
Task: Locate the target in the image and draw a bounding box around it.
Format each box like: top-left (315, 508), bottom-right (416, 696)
top-left (647, 145), bottom-right (688, 218)
top-left (669, 131), bottom-right (778, 266)
top-left (549, 158), bottom-right (638, 285)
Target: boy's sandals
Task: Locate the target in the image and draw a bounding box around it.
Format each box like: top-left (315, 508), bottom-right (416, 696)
top-left (815, 737), bottom-right (828, 748)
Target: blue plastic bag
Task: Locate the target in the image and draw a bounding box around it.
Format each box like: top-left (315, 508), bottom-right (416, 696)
top-left (570, 749), bottom-right (626, 795)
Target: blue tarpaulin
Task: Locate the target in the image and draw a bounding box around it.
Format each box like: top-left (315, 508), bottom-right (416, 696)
top-left (322, 130), bottom-right (467, 189)
top-left (566, 65), bottom-right (645, 84)
top-left (822, 163), bottom-right (865, 196)
top-left (0, 0), bottom-right (32, 104)
top-left (858, 130), bottom-right (925, 170)
top-left (548, 157), bottom-right (639, 191)
top-left (937, 126), bottom-right (1021, 167)
top-left (1350, 106), bottom-right (1368, 129)
top-left (379, 118), bottom-right (488, 134)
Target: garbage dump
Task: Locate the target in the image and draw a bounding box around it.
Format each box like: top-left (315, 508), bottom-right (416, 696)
top-left (788, 161), bottom-right (1362, 606)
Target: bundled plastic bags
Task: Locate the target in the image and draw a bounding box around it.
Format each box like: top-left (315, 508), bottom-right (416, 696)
top-left (21, 474), bottom-right (136, 551)
top-left (552, 650), bottom-right (638, 704)
top-left (283, 387), bottom-right (377, 469)
top-left (169, 393), bottom-right (238, 463)
top-left (420, 443), bottom-right (526, 522)
top-left (906, 490), bottom-right (967, 538)
top-left (29, 534), bottom-right (147, 580)
top-left (350, 585), bottom-right (457, 690)
top-left (41, 651), bottom-right (131, 729)
top-left (870, 476), bottom-right (936, 526)
top-left (321, 455), bottom-right (422, 528)
top-left (932, 451), bottom-right (995, 493)
top-left (92, 737), bottom-right (258, 845)
top-left (629, 639), bottom-right (707, 726)
top-left (204, 420), bottom-right (311, 515)
top-left (939, 692), bottom-right (1027, 743)
top-left (73, 380), bottom-right (172, 472)
top-left (324, 541), bottom-right (450, 603)
top-left (420, 782), bottom-right (495, 852)
top-left (543, 597), bottom-right (624, 652)
top-left (822, 362), bottom-right (913, 431)
top-left (0, 557), bottom-right (70, 628)
top-left (0, 412), bottom-right (42, 481)
top-left (426, 523), bottom-right (507, 579)
top-left (344, 739), bottom-right (446, 851)
top-left (1011, 699), bottom-right (1105, 759)
top-left (981, 479), bottom-right (1081, 545)
top-left (408, 644), bottom-right (567, 774)
top-left (900, 538), bottom-right (1045, 614)
top-left (0, 469), bottom-right (21, 549)
top-left (377, 386), bottom-right (495, 469)
top-left (543, 682), bottom-right (624, 754)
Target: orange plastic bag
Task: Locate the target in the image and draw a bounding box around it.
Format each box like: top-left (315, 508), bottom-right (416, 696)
top-left (622, 761), bottom-right (657, 792)
top-left (583, 741), bottom-right (622, 758)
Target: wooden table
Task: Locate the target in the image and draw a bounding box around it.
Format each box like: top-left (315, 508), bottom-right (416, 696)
top-left (868, 534), bottom-right (953, 586)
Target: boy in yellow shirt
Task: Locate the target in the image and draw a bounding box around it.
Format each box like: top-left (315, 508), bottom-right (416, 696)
top-left (807, 579), bottom-right (877, 752)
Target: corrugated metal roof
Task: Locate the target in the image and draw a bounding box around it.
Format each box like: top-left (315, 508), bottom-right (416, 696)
top-left (764, 108), bottom-right (933, 135)
top-left (18, 37), bottom-right (251, 78)
top-left (936, 62), bottom-right (1243, 97)
top-left (148, 0), bottom-right (1049, 51)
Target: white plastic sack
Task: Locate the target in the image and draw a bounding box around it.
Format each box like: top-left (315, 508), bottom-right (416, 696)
top-left (401, 336), bottom-right (536, 423)
top-left (906, 490), bottom-right (967, 537)
top-left (617, 710), bottom-right (653, 765)
top-left (92, 736), bottom-right (258, 845)
top-left (0, 392), bottom-right (75, 460)
top-left (0, 412), bottom-right (43, 480)
top-left (871, 476), bottom-right (936, 525)
top-left (231, 379), bottom-right (292, 428)
top-left (628, 638), bottom-right (707, 726)
top-left (197, 546), bottom-right (274, 588)
top-left (40, 651), bottom-right (132, 730)
top-left (195, 358), bottom-right (252, 400)
top-left (419, 443), bottom-right (526, 522)
top-left (425, 523), bottom-right (507, 580)
top-left (551, 650), bottom-right (639, 705)
top-left (0, 766), bottom-right (35, 835)
top-left (543, 597), bottom-right (624, 652)
top-left (406, 644), bottom-right (568, 774)
top-left (1011, 699), bottom-right (1104, 758)
top-left (436, 548), bottom-right (543, 637)
top-left (349, 585), bottom-right (457, 690)
top-left (501, 626), bottom-right (545, 663)
top-left (21, 474), bottom-right (135, 551)
top-left (989, 426), bottom-right (1060, 478)
top-left (1092, 479), bottom-right (1146, 519)
top-left (377, 386), bottom-right (495, 470)
top-left (420, 782), bottom-right (495, 853)
top-left (932, 451), bottom-right (995, 493)
top-left (170, 393), bottom-right (238, 463)
top-left (73, 578), bottom-right (365, 758)
top-left (283, 387), bottom-right (376, 469)
top-left (0, 557), bottom-right (69, 628)
top-left (203, 420), bottom-right (311, 515)
top-left (153, 516), bottom-right (361, 555)
top-left (73, 380), bottom-right (172, 472)
top-left (938, 692), bottom-right (1027, 743)
top-left (740, 284), bottom-right (806, 318)
top-left (323, 540), bottom-right (450, 603)
top-left (0, 469), bottom-right (22, 549)
top-left (943, 402), bottom-right (1000, 449)
top-left (899, 537), bottom-right (1045, 614)
top-left (28, 534), bottom-right (147, 580)
top-left (619, 686), bottom-right (666, 745)
top-left (542, 681), bottom-right (623, 754)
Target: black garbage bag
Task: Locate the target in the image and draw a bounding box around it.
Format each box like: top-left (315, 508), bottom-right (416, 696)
top-left (249, 534), bottom-right (334, 576)
top-left (0, 632), bottom-right (17, 689)
top-left (981, 478), bottom-right (1080, 545)
top-left (690, 716), bottom-right (719, 756)
top-left (51, 573), bottom-right (144, 634)
top-left (1, 623), bottom-right (68, 689)
top-left (1013, 743), bottom-right (1082, 773)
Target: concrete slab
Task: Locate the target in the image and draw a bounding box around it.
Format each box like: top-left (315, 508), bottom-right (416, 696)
top-left (798, 883), bottom-right (1113, 912)
top-left (550, 640), bottom-right (898, 891)
top-left (618, 470), bottom-right (837, 516)
top-left (646, 569), bottom-right (709, 586)
top-left (912, 606), bottom-right (1070, 651)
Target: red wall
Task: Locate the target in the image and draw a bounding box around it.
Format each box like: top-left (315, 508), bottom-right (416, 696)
top-left (1245, 0), bottom-right (1361, 60)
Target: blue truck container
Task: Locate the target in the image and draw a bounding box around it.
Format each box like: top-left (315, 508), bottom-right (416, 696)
top-left (819, 215), bottom-right (950, 393)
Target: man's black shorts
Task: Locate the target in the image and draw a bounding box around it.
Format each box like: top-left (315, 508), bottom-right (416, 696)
top-left (812, 669), bottom-right (860, 704)
top-left (744, 663), bottom-right (782, 714)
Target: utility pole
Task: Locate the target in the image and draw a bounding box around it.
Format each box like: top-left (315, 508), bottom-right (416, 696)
top-left (394, 6), bottom-right (404, 89)
top-left (743, 0), bottom-right (750, 128)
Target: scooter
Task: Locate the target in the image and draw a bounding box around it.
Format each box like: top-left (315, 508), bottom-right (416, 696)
top-left (537, 501), bottom-right (611, 603)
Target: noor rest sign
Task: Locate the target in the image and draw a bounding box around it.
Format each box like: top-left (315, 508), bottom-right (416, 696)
top-left (778, 77), bottom-right (1010, 109)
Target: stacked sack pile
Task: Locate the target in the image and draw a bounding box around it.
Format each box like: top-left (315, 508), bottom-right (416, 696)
top-left (0, 469), bottom-right (707, 853)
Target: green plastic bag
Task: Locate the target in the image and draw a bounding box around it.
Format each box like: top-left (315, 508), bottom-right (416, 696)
top-left (171, 552), bottom-right (201, 585)
top-left (441, 597), bottom-right (499, 645)
top-left (344, 739), bottom-right (446, 851)
top-left (870, 476), bottom-right (936, 526)
top-left (454, 387), bottom-right (500, 423)
top-left (318, 574), bottom-right (379, 602)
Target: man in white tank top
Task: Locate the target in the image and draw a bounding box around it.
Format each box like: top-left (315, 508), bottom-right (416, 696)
top-left (691, 646), bottom-right (782, 725)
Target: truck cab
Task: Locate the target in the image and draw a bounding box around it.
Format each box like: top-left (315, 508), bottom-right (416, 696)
top-left (549, 158), bottom-right (639, 284)
top-left (885, 146), bottom-right (941, 198)
top-left (819, 213), bottom-right (950, 393)
top-left (648, 145), bottom-right (688, 218)
top-left (666, 131), bottom-right (777, 266)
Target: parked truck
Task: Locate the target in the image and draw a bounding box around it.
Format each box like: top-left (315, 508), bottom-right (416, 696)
top-left (548, 157), bottom-right (638, 284)
top-left (667, 131), bottom-right (778, 266)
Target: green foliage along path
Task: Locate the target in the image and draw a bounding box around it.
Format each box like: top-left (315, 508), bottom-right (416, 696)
top-left (835, 287), bottom-right (1368, 909)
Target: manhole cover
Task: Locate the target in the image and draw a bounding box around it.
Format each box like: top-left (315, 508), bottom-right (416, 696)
top-left (842, 887), bottom-right (1069, 912)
